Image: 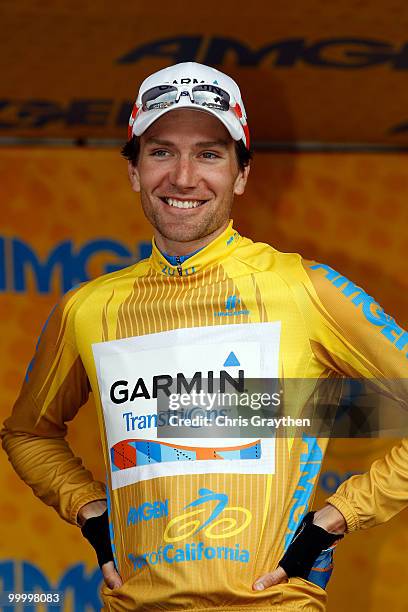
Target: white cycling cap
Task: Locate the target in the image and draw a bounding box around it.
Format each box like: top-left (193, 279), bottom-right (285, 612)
top-left (128, 62), bottom-right (250, 149)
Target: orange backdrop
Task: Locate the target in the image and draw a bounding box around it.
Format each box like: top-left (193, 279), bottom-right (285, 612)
top-left (0, 147), bottom-right (407, 611)
top-left (2, 0), bottom-right (408, 145)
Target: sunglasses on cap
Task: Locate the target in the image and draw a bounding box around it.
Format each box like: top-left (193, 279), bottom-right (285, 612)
top-left (128, 81), bottom-right (250, 148)
top-left (141, 83), bottom-right (231, 112)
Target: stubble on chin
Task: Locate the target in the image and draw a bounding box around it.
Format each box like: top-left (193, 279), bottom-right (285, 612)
top-left (140, 194), bottom-right (232, 244)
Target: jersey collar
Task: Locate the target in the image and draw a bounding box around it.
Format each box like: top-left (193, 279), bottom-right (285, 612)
top-left (150, 220), bottom-right (241, 277)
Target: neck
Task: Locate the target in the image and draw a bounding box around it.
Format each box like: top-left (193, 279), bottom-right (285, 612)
top-left (153, 221), bottom-right (230, 256)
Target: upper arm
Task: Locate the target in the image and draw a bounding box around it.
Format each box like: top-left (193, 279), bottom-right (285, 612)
top-left (2, 289), bottom-right (90, 438)
top-left (299, 260), bottom-right (408, 400)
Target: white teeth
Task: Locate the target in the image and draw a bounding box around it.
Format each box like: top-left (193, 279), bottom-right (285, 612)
top-left (165, 198), bottom-right (204, 209)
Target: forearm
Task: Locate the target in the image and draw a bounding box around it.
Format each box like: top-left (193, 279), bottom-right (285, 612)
top-left (327, 438), bottom-right (408, 532)
top-left (77, 499), bottom-right (107, 526)
top-left (313, 504), bottom-right (347, 533)
top-left (2, 429), bottom-right (106, 524)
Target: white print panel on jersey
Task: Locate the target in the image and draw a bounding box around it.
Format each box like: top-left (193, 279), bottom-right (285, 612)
top-left (92, 322), bottom-right (281, 490)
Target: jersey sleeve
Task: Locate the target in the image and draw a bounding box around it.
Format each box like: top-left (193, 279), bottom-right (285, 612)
top-left (0, 290), bottom-right (106, 525)
top-left (300, 260), bottom-right (408, 532)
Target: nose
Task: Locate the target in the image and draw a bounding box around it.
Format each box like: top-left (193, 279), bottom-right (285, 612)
top-left (169, 156), bottom-right (197, 190)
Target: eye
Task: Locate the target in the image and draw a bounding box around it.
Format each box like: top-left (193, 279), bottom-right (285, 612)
top-left (150, 149), bottom-right (171, 157)
top-left (201, 151), bottom-right (220, 159)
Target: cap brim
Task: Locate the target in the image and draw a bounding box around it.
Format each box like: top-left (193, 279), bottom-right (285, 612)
top-left (132, 102), bottom-right (244, 143)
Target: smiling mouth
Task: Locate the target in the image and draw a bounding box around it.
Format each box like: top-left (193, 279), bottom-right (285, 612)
top-left (160, 197), bottom-right (208, 209)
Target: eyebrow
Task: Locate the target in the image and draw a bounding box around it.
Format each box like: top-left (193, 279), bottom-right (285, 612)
top-left (145, 137), bottom-right (230, 149)
top-left (195, 140), bottom-right (229, 149)
top-left (145, 138), bottom-right (175, 146)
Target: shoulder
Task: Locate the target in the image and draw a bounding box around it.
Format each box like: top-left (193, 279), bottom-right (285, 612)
top-left (230, 234), bottom-right (359, 298)
top-left (232, 235), bottom-right (305, 277)
top-left (56, 257), bottom-right (150, 320)
top-left (299, 259), bottom-right (384, 320)
top-left (298, 259), bottom-right (407, 353)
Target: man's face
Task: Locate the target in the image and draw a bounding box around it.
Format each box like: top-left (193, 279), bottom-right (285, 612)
top-left (128, 109), bottom-right (250, 248)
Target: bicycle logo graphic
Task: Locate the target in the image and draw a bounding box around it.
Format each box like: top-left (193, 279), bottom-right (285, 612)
top-left (163, 488), bottom-right (252, 542)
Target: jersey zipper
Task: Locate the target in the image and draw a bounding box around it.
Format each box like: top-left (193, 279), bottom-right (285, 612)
top-left (175, 256), bottom-right (183, 277)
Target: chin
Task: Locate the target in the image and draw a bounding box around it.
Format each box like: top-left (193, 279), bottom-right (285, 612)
top-left (160, 226), bottom-right (204, 243)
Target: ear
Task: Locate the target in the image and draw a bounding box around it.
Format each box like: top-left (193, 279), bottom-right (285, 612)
top-left (233, 163), bottom-right (250, 196)
top-left (128, 161), bottom-right (140, 192)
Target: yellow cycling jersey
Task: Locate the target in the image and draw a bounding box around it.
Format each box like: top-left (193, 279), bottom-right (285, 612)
top-left (2, 221), bottom-right (408, 612)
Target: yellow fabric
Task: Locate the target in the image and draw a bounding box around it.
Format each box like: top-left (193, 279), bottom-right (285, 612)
top-left (1, 221), bottom-right (407, 611)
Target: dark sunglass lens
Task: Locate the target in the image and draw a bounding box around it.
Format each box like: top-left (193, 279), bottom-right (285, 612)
top-left (142, 86), bottom-right (178, 110)
top-left (192, 85), bottom-right (230, 110)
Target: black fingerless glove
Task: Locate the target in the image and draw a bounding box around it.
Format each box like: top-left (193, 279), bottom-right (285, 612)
top-left (279, 511), bottom-right (344, 578)
top-left (81, 510), bottom-right (114, 568)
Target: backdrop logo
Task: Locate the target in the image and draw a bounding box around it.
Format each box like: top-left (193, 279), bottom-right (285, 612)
top-left (1, 38), bottom-right (408, 132)
top-left (0, 99), bottom-right (132, 130)
top-left (0, 561), bottom-right (102, 611)
top-left (0, 237), bottom-right (151, 294)
top-left (117, 36), bottom-right (408, 70)
top-left (318, 470), bottom-right (362, 494)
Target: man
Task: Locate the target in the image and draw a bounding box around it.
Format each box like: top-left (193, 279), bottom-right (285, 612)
top-left (1, 62), bottom-right (407, 611)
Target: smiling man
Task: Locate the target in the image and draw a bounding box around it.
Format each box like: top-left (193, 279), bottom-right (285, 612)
top-left (2, 62), bottom-right (408, 612)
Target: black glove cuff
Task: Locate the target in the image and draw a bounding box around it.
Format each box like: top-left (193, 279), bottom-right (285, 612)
top-left (279, 511), bottom-right (344, 578)
top-left (81, 510), bottom-right (114, 568)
